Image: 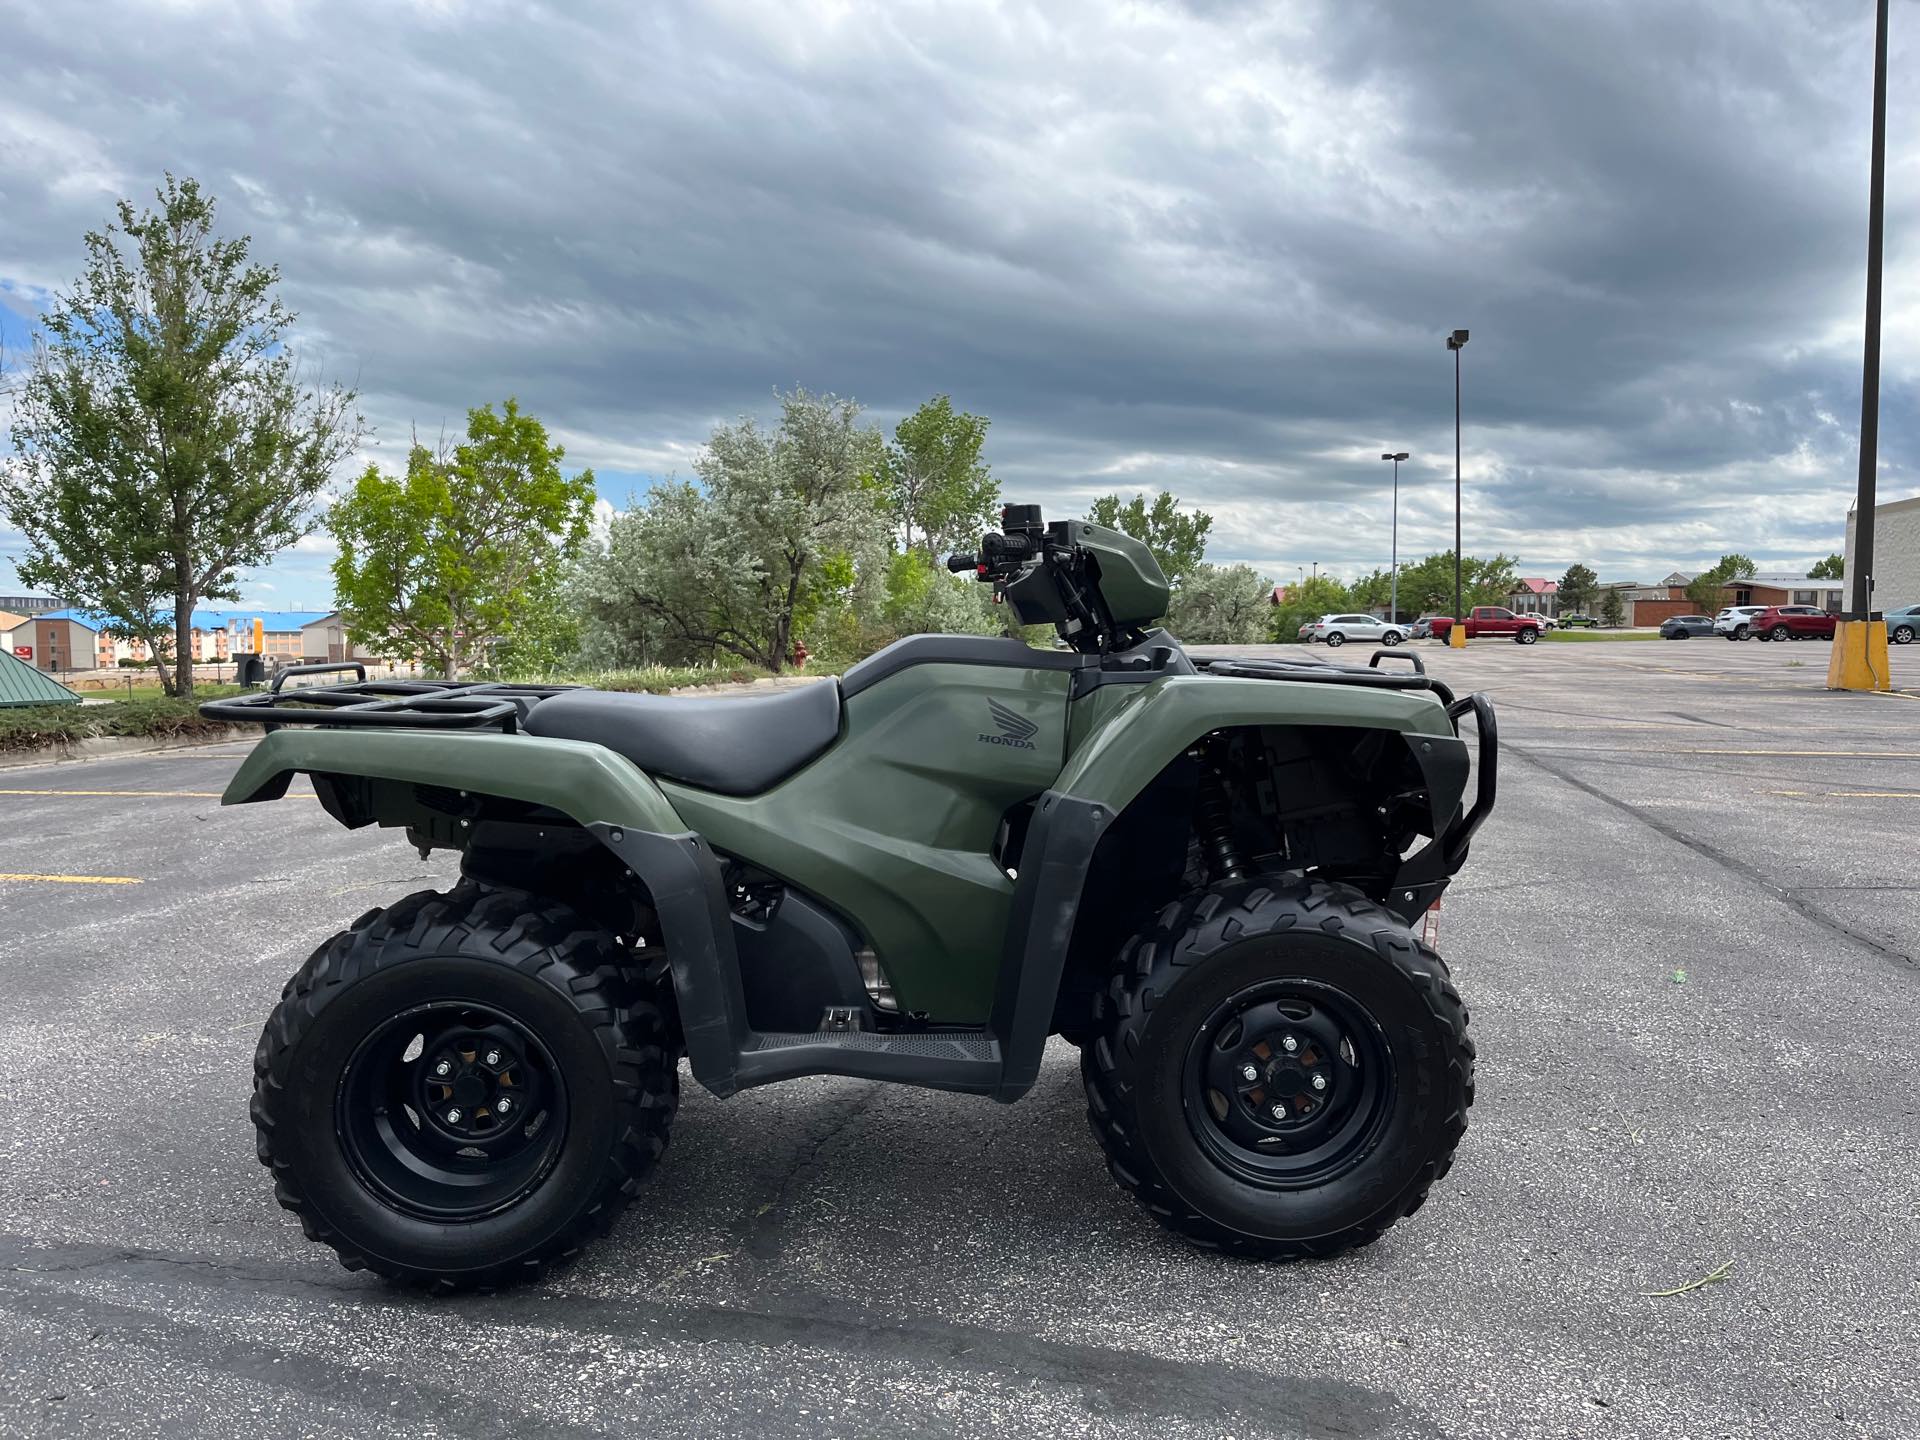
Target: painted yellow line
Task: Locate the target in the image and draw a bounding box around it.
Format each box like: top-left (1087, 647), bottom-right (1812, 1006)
top-left (0, 788), bottom-right (312, 799)
top-left (0, 788), bottom-right (227, 798)
top-left (0, 872), bottom-right (143, 885)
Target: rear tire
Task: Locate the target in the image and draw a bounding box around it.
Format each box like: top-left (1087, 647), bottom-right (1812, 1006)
top-left (252, 882), bottom-right (678, 1290)
top-left (1895, 625), bottom-right (1915, 645)
top-left (1771, 625), bottom-right (1791, 642)
top-left (1325, 632), bottom-right (1345, 648)
top-left (1082, 879), bottom-right (1473, 1258)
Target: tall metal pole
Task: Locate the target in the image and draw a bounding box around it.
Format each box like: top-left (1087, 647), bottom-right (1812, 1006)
top-left (1392, 456), bottom-right (1401, 621)
top-left (1453, 345), bottom-right (1463, 626)
top-left (1850, 0), bottom-right (1888, 619)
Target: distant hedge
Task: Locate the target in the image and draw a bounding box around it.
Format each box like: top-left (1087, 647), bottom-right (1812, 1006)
top-left (0, 695), bottom-right (237, 752)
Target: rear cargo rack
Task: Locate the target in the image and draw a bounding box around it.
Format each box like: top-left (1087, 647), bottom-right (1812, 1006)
top-left (1202, 652), bottom-right (1457, 707)
top-left (199, 663), bottom-right (575, 733)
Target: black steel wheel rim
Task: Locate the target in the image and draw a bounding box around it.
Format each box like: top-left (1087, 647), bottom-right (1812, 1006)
top-left (336, 1000), bottom-right (570, 1220)
top-left (1182, 980), bottom-right (1395, 1190)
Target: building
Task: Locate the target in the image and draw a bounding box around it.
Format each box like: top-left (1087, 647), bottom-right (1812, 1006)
top-left (2, 610), bottom-right (104, 674)
top-left (0, 610), bottom-right (29, 635)
top-left (1714, 574), bottom-right (1845, 612)
top-left (1844, 494), bottom-right (1920, 612)
top-left (1506, 578), bottom-right (1558, 618)
top-left (300, 612), bottom-right (384, 663)
top-left (0, 594), bottom-right (65, 616)
top-left (3, 608), bottom-right (335, 672)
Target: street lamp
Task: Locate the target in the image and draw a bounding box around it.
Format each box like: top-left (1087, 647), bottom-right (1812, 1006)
top-left (1445, 330), bottom-right (1469, 648)
top-left (1833, 0), bottom-right (1892, 691)
top-left (1380, 451), bottom-right (1409, 622)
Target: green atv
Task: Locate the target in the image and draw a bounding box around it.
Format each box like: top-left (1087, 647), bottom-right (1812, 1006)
top-left (206, 505), bottom-right (1494, 1289)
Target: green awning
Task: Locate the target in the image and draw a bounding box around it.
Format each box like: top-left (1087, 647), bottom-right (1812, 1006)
top-left (0, 651), bottom-right (82, 707)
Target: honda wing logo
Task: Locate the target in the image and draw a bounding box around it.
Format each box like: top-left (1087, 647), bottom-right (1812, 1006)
top-left (979, 698), bottom-right (1039, 750)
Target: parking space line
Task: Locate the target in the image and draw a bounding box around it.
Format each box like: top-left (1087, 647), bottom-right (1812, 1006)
top-left (0, 788), bottom-right (311, 798)
top-left (1768, 790), bottom-right (1920, 799)
top-left (0, 872), bottom-right (143, 885)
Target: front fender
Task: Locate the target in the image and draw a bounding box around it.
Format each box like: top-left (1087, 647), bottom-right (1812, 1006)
top-left (1058, 674), bottom-right (1457, 815)
top-left (221, 728), bottom-right (687, 834)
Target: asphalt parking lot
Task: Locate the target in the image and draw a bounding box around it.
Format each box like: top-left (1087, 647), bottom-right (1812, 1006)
top-left (2, 636), bottom-right (1917, 1440)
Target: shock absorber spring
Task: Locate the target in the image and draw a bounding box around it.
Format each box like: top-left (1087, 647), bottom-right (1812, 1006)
top-left (1192, 743), bottom-right (1245, 882)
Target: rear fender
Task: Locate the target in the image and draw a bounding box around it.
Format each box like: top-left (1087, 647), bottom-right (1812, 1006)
top-left (221, 729), bottom-right (752, 1097)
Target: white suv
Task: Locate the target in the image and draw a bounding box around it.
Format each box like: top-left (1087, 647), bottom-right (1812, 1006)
top-left (1308, 613), bottom-right (1406, 648)
top-left (1712, 606), bottom-right (1768, 641)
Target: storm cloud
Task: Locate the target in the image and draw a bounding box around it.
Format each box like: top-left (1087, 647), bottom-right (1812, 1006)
top-left (1, 0), bottom-right (1913, 601)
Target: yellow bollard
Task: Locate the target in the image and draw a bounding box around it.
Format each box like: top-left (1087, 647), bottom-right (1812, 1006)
top-left (1827, 619), bottom-right (1892, 692)
top-left (1449, 625), bottom-right (1467, 649)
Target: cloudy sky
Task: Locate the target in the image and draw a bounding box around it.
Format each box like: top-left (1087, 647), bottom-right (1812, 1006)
top-left (1, 0), bottom-right (1914, 604)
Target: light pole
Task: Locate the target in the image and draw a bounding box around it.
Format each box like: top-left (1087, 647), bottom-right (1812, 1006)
top-left (1832, 0), bottom-right (1892, 690)
top-left (1381, 451), bottom-right (1409, 621)
top-left (1445, 330), bottom-right (1469, 648)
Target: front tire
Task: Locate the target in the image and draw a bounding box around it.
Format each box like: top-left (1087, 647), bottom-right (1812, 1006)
top-left (1516, 627), bottom-right (1538, 645)
top-left (252, 883), bottom-right (678, 1289)
top-left (1083, 880), bottom-right (1473, 1258)
top-left (1381, 631), bottom-right (1402, 646)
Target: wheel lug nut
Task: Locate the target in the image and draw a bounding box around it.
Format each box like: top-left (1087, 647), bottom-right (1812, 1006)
top-left (433, 1060), bottom-right (452, 1077)
top-left (445, 1108), bottom-right (462, 1124)
top-left (484, 1049), bottom-right (502, 1067)
top-left (1240, 1063), bottom-right (1259, 1082)
top-left (495, 1096), bottom-right (513, 1116)
top-left (1281, 1035), bottom-right (1299, 1054)
top-left (1270, 1102), bottom-right (1287, 1120)
top-left (1311, 1074), bottom-right (1328, 1091)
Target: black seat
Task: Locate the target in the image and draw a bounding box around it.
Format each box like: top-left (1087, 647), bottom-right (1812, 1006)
top-left (523, 680), bottom-right (841, 796)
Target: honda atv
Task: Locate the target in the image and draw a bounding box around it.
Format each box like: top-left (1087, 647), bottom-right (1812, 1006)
top-left (206, 504), bottom-right (1495, 1289)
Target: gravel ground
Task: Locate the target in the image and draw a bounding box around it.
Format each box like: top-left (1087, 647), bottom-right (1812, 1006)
top-left (1, 635), bottom-right (1916, 1439)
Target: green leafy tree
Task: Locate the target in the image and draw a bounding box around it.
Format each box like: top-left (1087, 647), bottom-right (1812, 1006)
top-left (1600, 588), bottom-right (1626, 628)
top-left (881, 550), bottom-right (1001, 640)
top-left (0, 175), bottom-right (363, 696)
top-left (328, 399), bottom-right (595, 678)
top-left (1392, 551), bottom-right (1522, 615)
top-left (1808, 553), bottom-right (1845, 580)
top-left (577, 390), bottom-right (885, 672)
top-left (1085, 491), bottom-right (1212, 588)
top-left (880, 396), bottom-right (998, 556)
top-left (1167, 563), bottom-right (1274, 644)
top-left (1268, 574), bottom-right (1352, 643)
top-left (1685, 553), bottom-right (1757, 613)
top-left (1558, 563), bottom-right (1599, 615)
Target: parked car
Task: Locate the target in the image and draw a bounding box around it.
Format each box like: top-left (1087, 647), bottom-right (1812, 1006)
top-left (1427, 607), bottom-right (1546, 644)
top-left (1752, 605), bottom-right (1836, 642)
top-left (1306, 613), bottom-right (1406, 648)
top-left (1713, 605), bottom-right (1769, 640)
top-left (1658, 614), bottom-right (1716, 639)
top-left (1885, 604), bottom-right (1919, 645)
top-left (1409, 615), bottom-right (1442, 640)
top-left (1558, 613), bottom-right (1598, 629)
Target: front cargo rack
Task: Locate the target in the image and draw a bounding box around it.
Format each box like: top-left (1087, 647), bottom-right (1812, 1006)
top-left (199, 662), bottom-right (575, 733)
top-left (1202, 649), bottom-right (1457, 707)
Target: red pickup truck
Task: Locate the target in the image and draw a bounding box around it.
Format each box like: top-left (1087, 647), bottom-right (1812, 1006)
top-left (1428, 607), bottom-right (1546, 644)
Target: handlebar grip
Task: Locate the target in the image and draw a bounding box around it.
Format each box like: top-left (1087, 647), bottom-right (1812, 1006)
top-left (946, 553), bottom-right (979, 574)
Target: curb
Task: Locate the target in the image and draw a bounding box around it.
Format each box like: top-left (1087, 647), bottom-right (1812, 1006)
top-left (0, 729), bottom-right (251, 771)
